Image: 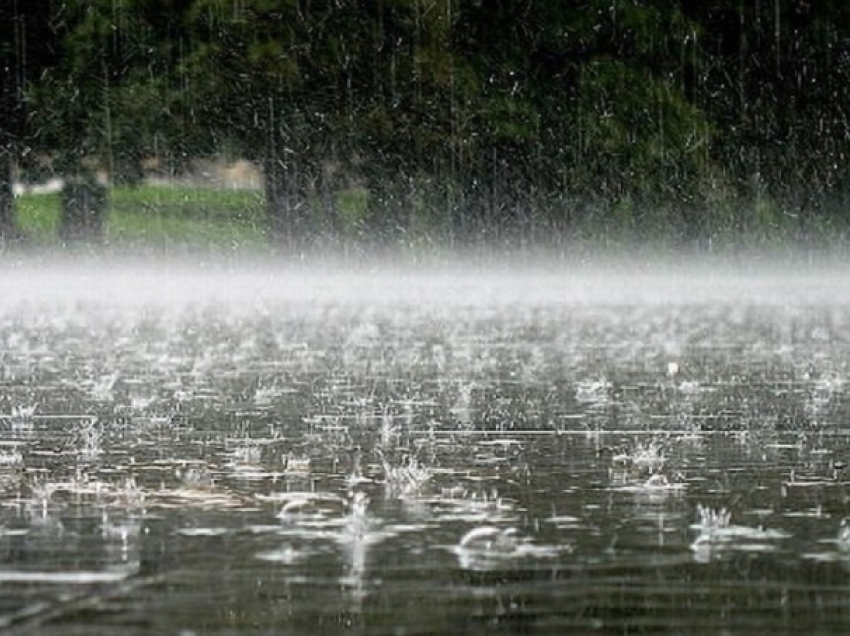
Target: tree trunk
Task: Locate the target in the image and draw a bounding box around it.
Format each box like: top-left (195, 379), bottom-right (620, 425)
top-left (59, 177), bottom-right (106, 242)
top-left (0, 147), bottom-right (18, 241)
top-left (264, 157), bottom-right (289, 245)
top-left (263, 157), bottom-right (312, 251)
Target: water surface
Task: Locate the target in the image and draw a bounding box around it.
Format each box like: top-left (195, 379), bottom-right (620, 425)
top-left (0, 261), bottom-right (849, 635)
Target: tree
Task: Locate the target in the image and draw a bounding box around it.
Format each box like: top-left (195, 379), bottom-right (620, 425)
top-left (681, 0), bottom-right (850, 240)
top-left (0, 0), bottom-right (63, 240)
top-left (22, 0), bottom-right (850, 250)
top-left (27, 0), bottom-right (195, 240)
top-left (181, 1), bottom-right (432, 246)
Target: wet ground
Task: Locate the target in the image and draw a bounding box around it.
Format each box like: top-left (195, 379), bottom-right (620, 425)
top-left (1, 262), bottom-right (849, 635)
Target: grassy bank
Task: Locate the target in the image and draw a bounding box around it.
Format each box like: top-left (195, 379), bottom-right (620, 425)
top-left (15, 184), bottom-right (269, 251)
top-left (13, 181), bottom-right (850, 261)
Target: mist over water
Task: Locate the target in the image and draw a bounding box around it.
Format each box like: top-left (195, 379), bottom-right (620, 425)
top-left (2, 254), bottom-right (850, 634)
top-left (0, 252), bottom-right (843, 308)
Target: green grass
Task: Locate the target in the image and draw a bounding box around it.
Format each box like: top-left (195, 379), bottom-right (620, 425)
top-left (16, 191), bottom-right (61, 244)
top-left (109, 184), bottom-right (265, 221)
top-left (16, 184), bottom-right (270, 251)
top-left (20, 181), bottom-right (844, 257)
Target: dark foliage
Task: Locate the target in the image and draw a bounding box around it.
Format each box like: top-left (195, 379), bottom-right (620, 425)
top-left (9, 0), bottom-right (850, 249)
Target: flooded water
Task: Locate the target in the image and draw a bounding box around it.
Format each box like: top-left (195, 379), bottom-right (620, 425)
top-left (2, 260), bottom-right (850, 635)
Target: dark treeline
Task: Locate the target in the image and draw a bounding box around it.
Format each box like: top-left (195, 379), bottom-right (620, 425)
top-left (3, 0), bottom-right (850, 251)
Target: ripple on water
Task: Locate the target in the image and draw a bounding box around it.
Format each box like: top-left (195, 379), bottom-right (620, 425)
top-left (450, 525), bottom-right (567, 572)
top-left (0, 568), bottom-right (138, 584)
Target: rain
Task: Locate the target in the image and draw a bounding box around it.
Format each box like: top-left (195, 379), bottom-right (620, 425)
top-left (2, 2), bottom-right (850, 635)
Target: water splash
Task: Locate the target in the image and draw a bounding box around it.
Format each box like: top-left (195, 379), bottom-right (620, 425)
top-left (381, 453), bottom-right (432, 499)
top-left (453, 525), bottom-right (564, 571)
top-left (691, 504), bottom-right (789, 562)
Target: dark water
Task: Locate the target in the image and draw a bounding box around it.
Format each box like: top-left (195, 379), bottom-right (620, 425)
top-left (1, 264), bottom-right (850, 635)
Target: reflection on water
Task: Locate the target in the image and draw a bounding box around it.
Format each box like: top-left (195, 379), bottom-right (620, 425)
top-left (2, 265), bottom-right (850, 633)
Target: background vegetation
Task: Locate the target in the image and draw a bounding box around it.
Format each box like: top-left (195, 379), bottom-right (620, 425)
top-left (4, 1), bottom-right (850, 253)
